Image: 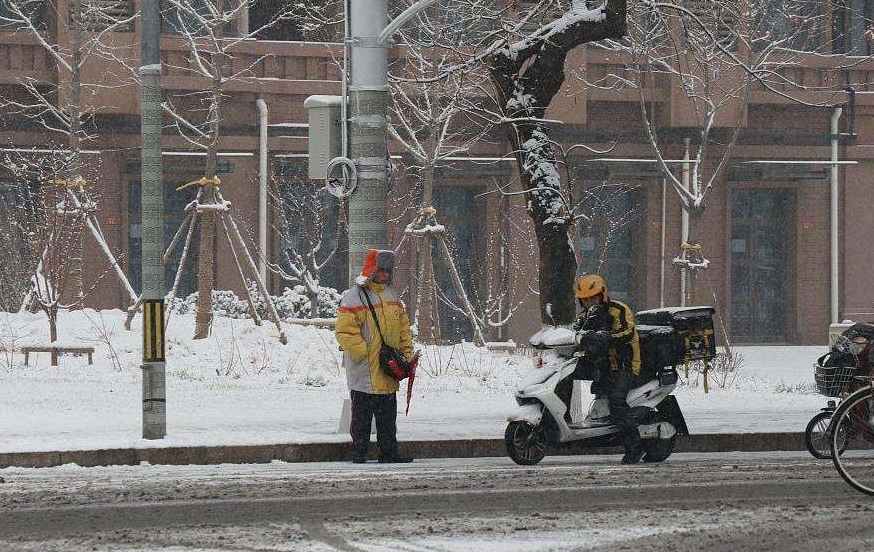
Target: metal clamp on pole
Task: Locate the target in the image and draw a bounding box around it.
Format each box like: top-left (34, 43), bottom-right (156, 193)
top-left (325, 156), bottom-right (358, 198)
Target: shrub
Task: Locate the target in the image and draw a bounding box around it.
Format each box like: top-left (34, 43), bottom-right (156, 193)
top-left (167, 285), bottom-right (341, 320)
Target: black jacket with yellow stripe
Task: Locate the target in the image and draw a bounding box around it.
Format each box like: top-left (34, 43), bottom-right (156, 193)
top-left (573, 299), bottom-right (641, 376)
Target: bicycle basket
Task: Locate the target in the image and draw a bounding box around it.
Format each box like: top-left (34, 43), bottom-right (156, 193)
top-left (814, 364), bottom-right (856, 397)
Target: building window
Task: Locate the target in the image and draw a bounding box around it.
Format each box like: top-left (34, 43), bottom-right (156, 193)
top-left (758, 0), bottom-right (826, 53)
top-left (72, 0), bottom-right (134, 32)
top-left (833, 0), bottom-right (874, 55)
top-left (577, 184), bottom-right (645, 306)
top-left (730, 188), bottom-right (794, 342)
top-left (432, 185), bottom-right (482, 343)
top-left (277, 160), bottom-right (346, 293)
top-left (162, 0), bottom-right (236, 37)
top-left (0, 0), bottom-right (45, 30)
top-left (127, 178), bottom-right (200, 297)
top-left (684, 0), bottom-right (740, 50)
top-left (248, 0), bottom-right (304, 40)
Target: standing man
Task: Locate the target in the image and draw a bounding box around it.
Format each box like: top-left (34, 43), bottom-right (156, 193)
top-left (336, 248), bottom-right (414, 464)
top-left (573, 274), bottom-right (644, 464)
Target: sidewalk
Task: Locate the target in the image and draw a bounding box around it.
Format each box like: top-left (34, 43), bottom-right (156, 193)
top-left (0, 310), bottom-right (827, 465)
top-left (0, 432), bottom-right (806, 469)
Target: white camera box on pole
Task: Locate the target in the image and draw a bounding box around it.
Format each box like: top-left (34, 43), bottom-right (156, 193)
top-left (304, 95), bottom-right (342, 180)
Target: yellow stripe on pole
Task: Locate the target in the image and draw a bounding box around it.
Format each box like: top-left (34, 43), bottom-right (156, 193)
top-left (155, 301), bottom-right (164, 359)
top-left (144, 301), bottom-right (153, 361)
top-left (143, 300), bottom-right (166, 362)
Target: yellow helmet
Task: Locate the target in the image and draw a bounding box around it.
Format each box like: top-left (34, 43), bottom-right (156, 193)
top-left (574, 274), bottom-right (608, 299)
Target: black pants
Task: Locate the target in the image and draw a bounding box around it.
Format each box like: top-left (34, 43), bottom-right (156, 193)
top-left (350, 390), bottom-right (398, 459)
top-left (600, 370), bottom-right (641, 453)
top-left (556, 356), bottom-right (609, 421)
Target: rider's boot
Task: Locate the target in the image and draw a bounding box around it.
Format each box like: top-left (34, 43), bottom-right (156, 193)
top-left (620, 433), bottom-right (645, 465)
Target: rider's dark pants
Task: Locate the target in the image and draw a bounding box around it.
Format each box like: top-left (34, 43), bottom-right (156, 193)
top-left (557, 357), bottom-right (606, 421)
top-left (601, 369), bottom-right (641, 453)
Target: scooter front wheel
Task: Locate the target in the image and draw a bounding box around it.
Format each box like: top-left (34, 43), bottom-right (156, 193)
top-left (505, 421), bottom-right (547, 465)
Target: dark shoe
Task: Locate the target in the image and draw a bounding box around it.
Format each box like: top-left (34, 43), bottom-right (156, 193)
top-left (621, 443), bottom-right (645, 465)
top-left (352, 456), bottom-right (367, 464)
top-left (378, 455), bottom-right (414, 463)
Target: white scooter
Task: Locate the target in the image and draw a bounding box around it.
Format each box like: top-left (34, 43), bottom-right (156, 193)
top-left (505, 327), bottom-right (688, 465)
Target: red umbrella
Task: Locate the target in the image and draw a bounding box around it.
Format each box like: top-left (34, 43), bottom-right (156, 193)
top-left (405, 351), bottom-right (420, 416)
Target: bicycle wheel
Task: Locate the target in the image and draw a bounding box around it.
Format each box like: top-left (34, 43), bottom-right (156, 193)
top-left (805, 411), bottom-right (834, 459)
top-left (831, 386), bottom-right (874, 495)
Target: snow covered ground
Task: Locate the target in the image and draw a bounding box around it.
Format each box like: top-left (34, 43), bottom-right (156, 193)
top-left (0, 309), bottom-right (827, 454)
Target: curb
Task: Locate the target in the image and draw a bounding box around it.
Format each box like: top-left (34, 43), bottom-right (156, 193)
top-left (0, 433), bottom-right (806, 469)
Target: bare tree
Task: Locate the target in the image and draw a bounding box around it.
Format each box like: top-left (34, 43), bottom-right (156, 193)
top-left (145, 0), bottom-right (292, 338)
top-left (469, 192), bottom-right (535, 341)
top-left (575, 183), bottom-right (642, 274)
top-left (581, 0), bottom-right (864, 301)
top-left (0, 0), bottom-right (137, 332)
top-left (389, 0), bottom-right (495, 342)
top-left (472, 0), bottom-right (628, 327)
top-left (267, 168), bottom-right (345, 317)
top-left (292, 0), bottom-right (628, 329)
top-left (10, 151), bottom-right (88, 342)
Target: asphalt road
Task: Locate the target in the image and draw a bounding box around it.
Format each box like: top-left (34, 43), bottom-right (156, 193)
top-left (0, 452), bottom-right (871, 551)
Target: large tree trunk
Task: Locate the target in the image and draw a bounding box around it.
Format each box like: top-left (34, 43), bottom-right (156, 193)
top-left (487, 0), bottom-right (626, 326)
top-left (515, 122), bottom-right (578, 326)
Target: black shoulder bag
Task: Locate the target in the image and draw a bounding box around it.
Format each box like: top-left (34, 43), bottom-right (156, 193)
top-left (359, 288), bottom-right (414, 381)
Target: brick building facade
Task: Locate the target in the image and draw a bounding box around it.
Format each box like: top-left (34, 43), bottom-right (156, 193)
top-left (1, 1), bottom-right (873, 345)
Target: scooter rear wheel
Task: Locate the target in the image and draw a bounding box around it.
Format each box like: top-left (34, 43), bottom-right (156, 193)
top-left (505, 421), bottom-right (547, 465)
top-left (642, 436), bottom-right (675, 463)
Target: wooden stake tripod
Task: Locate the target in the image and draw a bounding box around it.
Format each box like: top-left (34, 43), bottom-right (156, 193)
top-left (125, 176), bottom-right (287, 344)
top-left (405, 206), bottom-right (484, 346)
top-left (23, 177), bottom-right (139, 312)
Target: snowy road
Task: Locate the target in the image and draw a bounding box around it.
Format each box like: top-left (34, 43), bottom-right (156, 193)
top-left (0, 452), bottom-right (871, 551)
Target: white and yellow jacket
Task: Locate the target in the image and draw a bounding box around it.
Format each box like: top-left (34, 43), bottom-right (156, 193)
top-left (335, 282), bottom-right (413, 394)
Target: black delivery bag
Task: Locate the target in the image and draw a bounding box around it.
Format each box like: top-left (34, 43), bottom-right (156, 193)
top-left (636, 307), bottom-right (716, 364)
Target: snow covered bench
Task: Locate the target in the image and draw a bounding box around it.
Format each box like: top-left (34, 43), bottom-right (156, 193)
top-left (21, 345), bottom-right (95, 367)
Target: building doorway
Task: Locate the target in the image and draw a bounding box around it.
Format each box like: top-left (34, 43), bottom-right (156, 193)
top-left (432, 185), bottom-right (482, 343)
top-left (730, 188), bottom-right (795, 342)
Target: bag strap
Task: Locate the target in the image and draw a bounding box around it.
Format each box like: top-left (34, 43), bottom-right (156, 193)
top-left (359, 287), bottom-right (386, 343)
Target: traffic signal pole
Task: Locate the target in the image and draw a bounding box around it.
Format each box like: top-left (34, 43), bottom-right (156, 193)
top-left (140, 0), bottom-right (166, 439)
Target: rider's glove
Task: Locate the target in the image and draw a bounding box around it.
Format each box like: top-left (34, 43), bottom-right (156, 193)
top-left (593, 330), bottom-right (611, 348)
top-left (575, 330), bottom-right (593, 347)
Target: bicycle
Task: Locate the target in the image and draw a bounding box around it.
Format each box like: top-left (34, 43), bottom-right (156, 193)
top-left (805, 337), bottom-right (858, 459)
top-left (830, 378), bottom-right (874, 495)
top-left (805, 362), bottom-right (855, 459)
